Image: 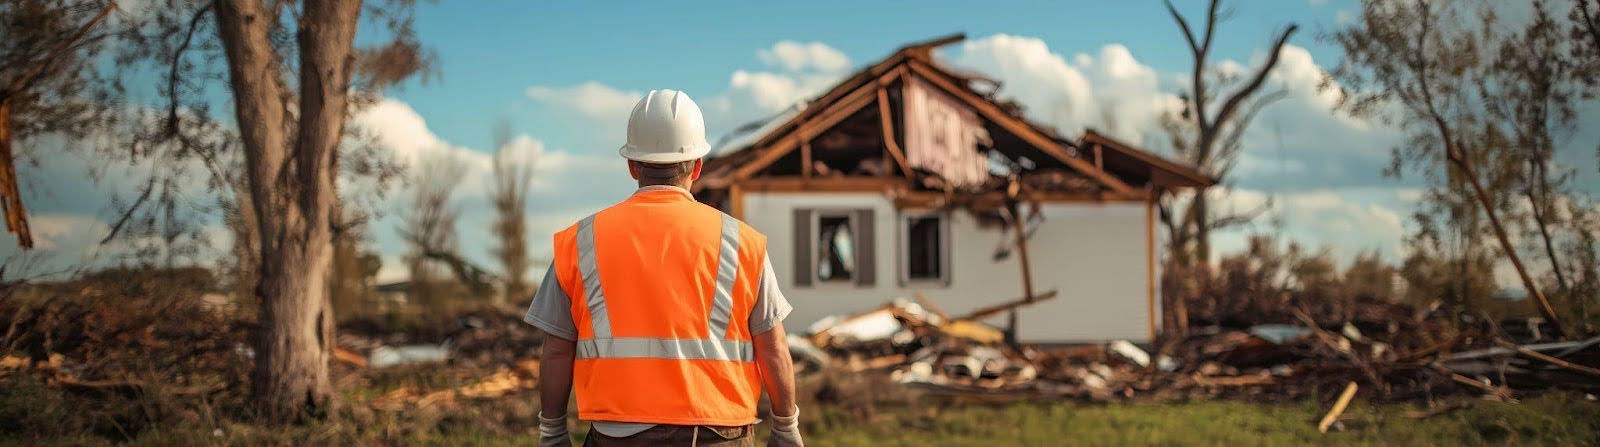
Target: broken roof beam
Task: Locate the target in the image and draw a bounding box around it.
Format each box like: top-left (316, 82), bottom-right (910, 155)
top-left (958, 289), bottom-right (1059, 322)
top-left (876, 86), bottom-right (915, 179)
top-left (742, 176), bottom-right (907, 193)
top-left (1080, 130), bottom-right (1215, 188)
top-left (899, 33), bottom-right (966, 61)
top-left (902, 59), bottom-right (1141, 198)
top-left (724, 66), bottom-right (909, 184)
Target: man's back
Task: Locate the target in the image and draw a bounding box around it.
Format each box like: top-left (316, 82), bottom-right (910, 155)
top-left (544, 187), bottom-right (769, 426)
top-left (526, 89), bottom-right (801, 446)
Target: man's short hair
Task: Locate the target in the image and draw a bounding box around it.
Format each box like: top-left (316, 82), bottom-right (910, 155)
top-left (634, 160), bottom-right (696, 185)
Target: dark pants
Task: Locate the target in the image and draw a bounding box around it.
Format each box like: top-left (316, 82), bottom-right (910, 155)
top-left (582, 424), bottom-right (754, 447)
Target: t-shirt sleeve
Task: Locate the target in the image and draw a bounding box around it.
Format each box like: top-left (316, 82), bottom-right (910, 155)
top-left (747, 254), bottom-right (793, 335)
top-left (523, 266), bottom-right (578, 340)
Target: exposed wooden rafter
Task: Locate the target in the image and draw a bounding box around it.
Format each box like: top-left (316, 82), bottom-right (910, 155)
top-left (902, 59), bottom-right (1141, 198)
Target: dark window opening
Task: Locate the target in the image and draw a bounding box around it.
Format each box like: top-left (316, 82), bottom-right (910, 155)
top-left (817, 215), bottom-right (855, 282)
top-left (905, 215), bottom-right (945, 281)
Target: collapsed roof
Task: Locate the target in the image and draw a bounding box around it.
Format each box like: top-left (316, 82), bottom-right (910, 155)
top-left (695, 33), bottom-right (1213, 209)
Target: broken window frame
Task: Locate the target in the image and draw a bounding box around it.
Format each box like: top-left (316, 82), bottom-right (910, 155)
top-left (813, 210), bottom-right (859, 284)
top-left (899, 210), bottom-right (950, 286)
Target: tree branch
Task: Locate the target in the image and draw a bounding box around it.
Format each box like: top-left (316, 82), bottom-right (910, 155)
top-left (1209, 24), bottom-right (1299, 141)
top-left (7, 0), bottom-right (117, 93)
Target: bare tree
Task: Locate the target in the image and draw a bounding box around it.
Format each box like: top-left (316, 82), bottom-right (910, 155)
top-left (1331, 0), bottom-right (1568, 336)
top-left (0, 0), bottom-right (119, 248)
top-left (489, 120), bottom-right (534, 307)
top-left (1159, 0), bottom-right (1298, 266)
top-left (1155, 0), bottom-right (1296, 336)
top-left (400, 152), bottom-right (467, 307)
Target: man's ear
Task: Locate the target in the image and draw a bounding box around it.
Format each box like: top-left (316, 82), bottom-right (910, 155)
top-left (627, 160), bottom-right (641, 180)
top-left (690, 159), bottom-right (704, 181)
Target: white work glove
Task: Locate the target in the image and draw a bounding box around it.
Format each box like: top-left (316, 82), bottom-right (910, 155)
top-left (768, 406), bottom-right (804, 447)
top-left (538, 412), bottom-right (570, 447)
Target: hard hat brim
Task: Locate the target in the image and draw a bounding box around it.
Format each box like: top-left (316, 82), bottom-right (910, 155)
top-left (619, 143), bottom-right (710, 164)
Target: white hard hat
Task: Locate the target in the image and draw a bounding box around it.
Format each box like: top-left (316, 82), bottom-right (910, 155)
top-left (619, 89), bottom-right (711, 163)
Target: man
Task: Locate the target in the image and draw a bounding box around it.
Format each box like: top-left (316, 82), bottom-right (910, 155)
top-left (524, 89), bottom-right (805, 447)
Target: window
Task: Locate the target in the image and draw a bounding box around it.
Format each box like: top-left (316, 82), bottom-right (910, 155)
top-left (793, 208), bottom-right (875, 287)
top-left (901, 213), bottom-right (948, 284)
top-left (816, 214), bottom-right (856, 282)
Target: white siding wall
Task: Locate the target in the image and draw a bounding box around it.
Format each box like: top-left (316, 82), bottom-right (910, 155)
top-left (742, 192), bottom-right (1154, 343)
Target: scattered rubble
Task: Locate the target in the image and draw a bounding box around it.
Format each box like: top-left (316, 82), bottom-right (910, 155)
top-left (795, 294), bottom-right (1600, 409)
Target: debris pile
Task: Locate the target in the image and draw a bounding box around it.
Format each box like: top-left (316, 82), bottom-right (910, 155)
top-left (795, 295), bottom-right (1600, 405)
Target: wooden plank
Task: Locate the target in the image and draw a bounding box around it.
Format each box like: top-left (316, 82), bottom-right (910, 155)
top-left (876, 86), bottom-right (915, 179)
top-left (1493, 338), bottom-right (1600, 378)
top-left (903, 60), bottom-right (1139, 197)
top-left (728, 183), bottom-right (744, 219)
top-left (1006, 201), bottom-right (1035, 343)
top-left (801, 139), bottom-right (813, 180)
top-left (1082, 130), bottom-right (1214, 187)
top-left (742, 176), bottom-right (909, 192)
top-left (1093, 143), bottom-right (1104, 172)
top-left (891, 190), bottom-right (1145, 209)
top-left (958, 290), bottom-right (1059, 322)
top-left (1146, 194), bottom-right (1157, 342)
top-left (1317, 382), bottom-right (1359, 434)
top-left (731, 83), bottom-right (880, 181)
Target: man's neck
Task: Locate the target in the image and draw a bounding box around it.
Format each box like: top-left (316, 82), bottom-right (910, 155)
top-left (637, 182), bottom-right (692, 190)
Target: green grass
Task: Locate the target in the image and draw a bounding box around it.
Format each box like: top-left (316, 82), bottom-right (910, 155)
top-left (799, 394), bottom-right (1600, 446)
top-left (19, 394), bottom-right (1590, 447)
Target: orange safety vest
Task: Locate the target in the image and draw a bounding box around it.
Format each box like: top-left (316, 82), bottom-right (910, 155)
top-left (550, 188), bottom-right (768, 426)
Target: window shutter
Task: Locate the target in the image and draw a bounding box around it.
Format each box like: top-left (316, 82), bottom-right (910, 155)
top-left (793, 209), bottom-right (812, 287)
top-left (855, 208), bottom-right (876, 287)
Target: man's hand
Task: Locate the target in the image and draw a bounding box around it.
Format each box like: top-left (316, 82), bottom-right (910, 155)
top-left (768, 406), bottom-right (804, 447)
top-left (538, 412), bottom-right (570, 447)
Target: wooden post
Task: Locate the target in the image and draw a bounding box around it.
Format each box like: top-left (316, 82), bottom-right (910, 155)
top-left (1004, 197), bottom-right (1035, 344)
top-left (1093, 143), bottom-right (1104, 172)
top-left (1146, 191), bottom-right (1157, 342)
top-left (876, 86), bottom-right (914, 179)
top-left (800, 139), bottom-right (813, 181)
top-left (729, 183), bottom-right (745, 220)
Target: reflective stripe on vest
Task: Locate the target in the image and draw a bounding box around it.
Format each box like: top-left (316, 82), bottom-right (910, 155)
top-left (574, 212), bottom-right (747, 361)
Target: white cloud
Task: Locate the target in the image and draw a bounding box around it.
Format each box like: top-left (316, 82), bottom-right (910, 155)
top-left (525, 81), bottom-right (643, 121)
top-left (946, 35), bottom-right (1180, 145)
top-left (757, 41), bottom-right (852, 73)
top-left (353, 98), bottom-right (627, 282)
top-left (1209, 186), bottom-right (1410, 263)
top-left (525, 41), bottom-right (853, 144)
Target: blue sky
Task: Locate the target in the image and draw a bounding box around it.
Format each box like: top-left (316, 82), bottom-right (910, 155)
top-left (5, 0), bottom-right (1598, 284)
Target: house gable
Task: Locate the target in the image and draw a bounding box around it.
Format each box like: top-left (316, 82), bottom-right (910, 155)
top-left (697, 34), bottom-right (1212, 216)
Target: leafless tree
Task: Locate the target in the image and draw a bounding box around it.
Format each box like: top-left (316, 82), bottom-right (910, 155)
top-left (1156, 0), bottom-right (1296, 336)
top-left (400, 152), bottom-right (467, 307)
top-left (489, 120), bottom-right (534, 307)
top-left (1159, 0), bottom-right (1298, 267)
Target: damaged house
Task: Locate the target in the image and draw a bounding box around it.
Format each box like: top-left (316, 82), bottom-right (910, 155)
top-left (695, 34), bottom-right (1212, 343)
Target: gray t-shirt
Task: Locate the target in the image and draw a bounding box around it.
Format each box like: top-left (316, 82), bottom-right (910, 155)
top-left (522, 254), bottom-right (791, 436)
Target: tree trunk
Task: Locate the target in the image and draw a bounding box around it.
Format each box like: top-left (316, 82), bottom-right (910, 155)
top-left (0, 100), bottom-right (32, 248)
top-left (1193, 193), bottom-right (1211, 264)
top-left (215, 0), bottom-right (362, 423)
top-left (1450, 153), bottom-right (1566, 337)
top-left (1526, 168), bottom-right (1571, 302)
